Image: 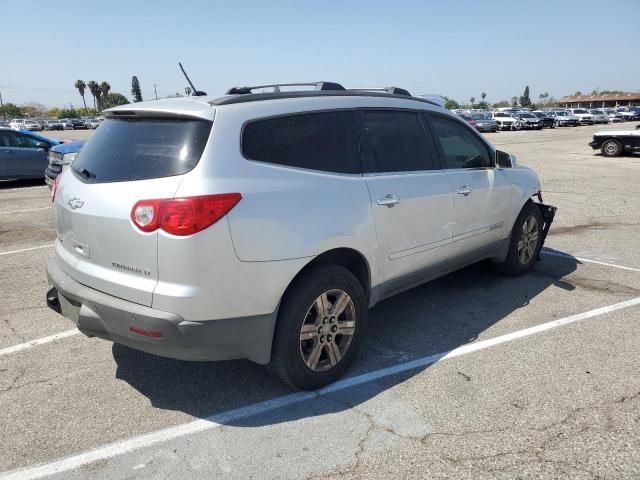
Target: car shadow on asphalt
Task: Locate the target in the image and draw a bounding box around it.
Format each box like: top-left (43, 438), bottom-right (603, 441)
top-left (0, 179), bottom-right (46, 189)
top-left (112, 249), bottom-right (579, 425)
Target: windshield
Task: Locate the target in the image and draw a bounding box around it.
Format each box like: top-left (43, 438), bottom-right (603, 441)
top-left (471, 113), bottom-right (490, 120)
top-left (520, 113), bottom-right (534, 118)
top-left (573, 109), bottom-right (588, 114)
top-left (495, 112), bottom-right (509, 117)
top-left (72, 117), bottom-right (213, 183)
top-left (591, 110), bottom-right (603, 114)
top-left (556, 112), bottom-right (568, 116)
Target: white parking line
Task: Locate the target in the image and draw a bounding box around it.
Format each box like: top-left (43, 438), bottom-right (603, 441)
top-left (0, 207), bottom-right (51, 215)
top-left (2, 296), bottom-right (639, 480)
top-left (0, 244), bottom-right (54, 256)
top-left (541, 250), bottom-right (640, 272)
top-left (0, 330), bottom-right (80, 357)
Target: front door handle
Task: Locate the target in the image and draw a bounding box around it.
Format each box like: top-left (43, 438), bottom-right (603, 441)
top-left (377, 193), bottom-right (400, 207)
top-left (456, 185), bottom-right (472, 196)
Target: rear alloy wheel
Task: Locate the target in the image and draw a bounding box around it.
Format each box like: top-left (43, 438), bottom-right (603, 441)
top-left (494, 202), bottom-right (543, 276)
top-left (601, 139), bottom-right (622, 157)
top-left (269, 265), bottom-right (367, 390)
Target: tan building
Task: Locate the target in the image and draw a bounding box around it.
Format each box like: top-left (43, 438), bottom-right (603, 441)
top-left (558, 92), bottom-right (640, 108)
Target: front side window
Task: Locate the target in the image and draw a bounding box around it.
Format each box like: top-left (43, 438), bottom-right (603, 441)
top-left (362, 110), bottom-right (435, 173)
top-left (242, 110), bottom-right (361, 174)
top-left (428, 115), bottom-right (492, 169)
top-left (14, 133), bottom-right (41, 148)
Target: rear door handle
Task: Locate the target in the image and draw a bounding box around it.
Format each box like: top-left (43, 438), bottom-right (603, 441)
top-left (377, 194), bottom-right (400, 207)
top-left (456, 185), bottom-right (472, 196)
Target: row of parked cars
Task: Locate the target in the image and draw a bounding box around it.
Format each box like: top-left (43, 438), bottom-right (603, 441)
top-left (2, 117), bottom-right (103, 131)
top-left (455, 107), bottom-right (640, 133)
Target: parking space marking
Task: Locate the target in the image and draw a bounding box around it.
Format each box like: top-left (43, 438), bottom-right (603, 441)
top-left (542, 250), bottom-right (640, 272)
top-left (0, 244), bottom-right (54, 256)
top-left (0, 207), bottom-right (51, 215)
top-left (3, 296), bottom-right (639, 480)
top-left (0, 330), bottom-right (79, 358)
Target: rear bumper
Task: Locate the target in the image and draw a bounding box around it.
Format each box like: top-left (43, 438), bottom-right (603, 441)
top-left (588, 140), bottom-right (602, 150)
top-left (46, 256), bottom-right (277, 364)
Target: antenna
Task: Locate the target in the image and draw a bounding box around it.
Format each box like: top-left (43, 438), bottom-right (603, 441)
top-left (178, 62), bottom-right (207, 96)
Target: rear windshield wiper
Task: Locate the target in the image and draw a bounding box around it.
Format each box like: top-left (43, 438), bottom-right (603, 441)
top-left (76, 167), bottom-right (96, 179)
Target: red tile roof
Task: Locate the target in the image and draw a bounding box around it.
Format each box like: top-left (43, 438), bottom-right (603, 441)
top-left (560, 92), bottom-right (640, 102)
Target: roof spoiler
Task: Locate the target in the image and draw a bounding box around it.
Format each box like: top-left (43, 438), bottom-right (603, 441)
top-left (226, 82), bottom-right (345, 95)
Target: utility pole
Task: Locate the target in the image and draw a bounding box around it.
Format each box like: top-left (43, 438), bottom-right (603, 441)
top-left (0, 88), bottom-right (6, 121)
top-left (154, 84), bottom-right (158, 100)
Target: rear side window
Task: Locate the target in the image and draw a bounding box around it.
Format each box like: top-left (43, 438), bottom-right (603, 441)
top-left (242, 110), bottom-right (361, 174)
top-left (71, 117), bottom-right (212, 183)
top-left (428, 115), bottom-right (492, 169)
top-left (362, 110), bottom-right (435, 173)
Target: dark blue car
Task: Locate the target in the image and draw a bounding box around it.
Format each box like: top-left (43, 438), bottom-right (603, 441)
top-left (45, 140), bottom-right (85, 187)
top-left (0, 129), bottom-right (64, 181)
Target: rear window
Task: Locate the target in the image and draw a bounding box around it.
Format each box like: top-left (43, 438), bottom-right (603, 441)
top-left (242, 110), bottom-right (361, 174)
top-left (71, 117), bottom-right (212, 183)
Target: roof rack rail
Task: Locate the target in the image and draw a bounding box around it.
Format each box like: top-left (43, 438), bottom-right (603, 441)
top-left (226, 82), bottom-right (345, 95)
top-left (348, 87), bottom-right (412, 97)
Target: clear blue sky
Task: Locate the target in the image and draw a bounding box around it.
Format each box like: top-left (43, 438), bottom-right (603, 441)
top-left (2, 0), bottom-right (638, 108)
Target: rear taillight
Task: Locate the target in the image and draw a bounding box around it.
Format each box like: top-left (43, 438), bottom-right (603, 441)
top-left (51, 176), bottom-right (60, 202)
top-left (131, 194), bottom-right (242, 236)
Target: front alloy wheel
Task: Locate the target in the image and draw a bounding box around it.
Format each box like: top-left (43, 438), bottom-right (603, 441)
top-left (299, 289), bottom-right (356, 371)
top-left (517, 216), bottom-right (539, 265)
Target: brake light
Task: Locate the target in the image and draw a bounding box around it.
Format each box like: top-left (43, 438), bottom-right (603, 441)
top-left (131, 194), bottom-right (242, 236)
top-left (51, 176), bottom-right (60, 202)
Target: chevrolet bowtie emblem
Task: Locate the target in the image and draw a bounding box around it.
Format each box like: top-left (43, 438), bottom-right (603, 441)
top-left (68, 197), bottom-right (85, 210)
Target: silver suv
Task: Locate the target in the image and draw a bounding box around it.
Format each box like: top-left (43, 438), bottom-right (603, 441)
top-left (46, 82), bottom-right (555, 390)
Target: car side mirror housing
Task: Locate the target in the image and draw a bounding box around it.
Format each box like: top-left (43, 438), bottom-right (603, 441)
top-left (496, 150), bottom-right (514, 168)
top-left (35, 141), bottom-right (50, 149)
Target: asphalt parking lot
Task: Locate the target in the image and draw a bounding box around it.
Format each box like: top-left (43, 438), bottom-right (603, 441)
top-left (1, 124), bottom-right (639, 479)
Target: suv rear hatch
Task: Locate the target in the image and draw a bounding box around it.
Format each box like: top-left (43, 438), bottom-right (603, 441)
top-left (54, 114), bottom-right (213, 306)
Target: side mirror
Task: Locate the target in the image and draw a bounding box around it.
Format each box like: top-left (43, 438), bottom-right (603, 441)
top-left (496, 150), bottom-right (513, 168)
top-left (35, 141), bottom-right (50, 149)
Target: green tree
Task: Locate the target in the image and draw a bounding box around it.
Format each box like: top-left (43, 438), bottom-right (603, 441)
top-left (481, 92), bottom-right (487, 102)
top-left (75, 80), bottom-right (87, 110)
top-left (185, 86), bottom-right (192, 96)
top-left (511, 96), bottom-right (518, 107)
top-left (573, 91), bottom-right (582, 96)
top-left (100, 93), bottom-right (130, 109)
top-left (58, 108), bottom-right (80, 119)
top-left (442, 96), bottom-right (460, 110)
top-left (469, 97), bottom-right (476, 107)
top-left (493, 100), bottom-right (510, 108)
top-left (0, 103), bottom-right (24, 118)
top-left (519, 86), bottom-right (532, 108)
top-left (99, 82), bottom-right (111, 109)
top-left (131, 76), bottom-right (143, 102)
top-left (87, 81), bottom-right (100, 114)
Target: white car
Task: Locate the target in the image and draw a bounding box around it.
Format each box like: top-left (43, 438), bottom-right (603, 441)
top-left (615, 107), bottom-right (637, 121)
top-left (568, 108), bottom-right (594, 125)
top-left (46, 81), bottom-right (556, 389)
top-left (491, 111), bottom-right (521, 130)
top-left (588, 109), bottom-right (610, 124)
top-left (9, 119), bottom-right (24, 130)
top-left (548, 110), bottom-right (580, 127)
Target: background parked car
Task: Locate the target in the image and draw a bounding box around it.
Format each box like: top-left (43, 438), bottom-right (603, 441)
top-left (602, 108), bottom-right (624, 123)
top-left (44, 119), bottom-right (64, 131)
top-left (9, 119), bottom-right (24, 130)
top-left (588, 109), bottom-right (610, 124)
top-left (512, 112), bottom-right (543, 130)
top-left (491, 111), bottom-right (521, 130)
top-left (615, 107), bottom-right (639, 121)
top-left (0, 128), bottom-right (63, 180)
top-left (84, 118), bottom-right (101, 129)
top-left (68, 118), bottom-right (87, 130)
top-left (45, 140), bottom-right (84, 187)
top-left (531, 111), bottom-right (556, 128)
top-left (568, 108), bottom-right (594, 125)
top-left (548, 110), bottom-right (580, 127)
top-left (460, 112), bottom-right (498, 132)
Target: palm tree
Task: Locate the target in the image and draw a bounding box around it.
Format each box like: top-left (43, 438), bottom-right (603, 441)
top-left (87, 81), bottom-right (99, 114)
top-left (99, 82), bottom-right (111, 110)
top-left (469, 97), bottom-right (475, 106)
top-left (481, 92), bottom-right (486, 102)
top-left (75, 80), bottom-right (87, 111)
top-left (185, 86), bottom-right (192, 96)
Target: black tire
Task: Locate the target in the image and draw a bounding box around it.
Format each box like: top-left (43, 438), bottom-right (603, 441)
top-left (494, 202), bottom-right (543, 276)
top-left (269, 264), bottom-right (367, 390)
top-left (600, 139), bottom-right (622, 157)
